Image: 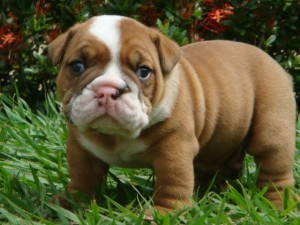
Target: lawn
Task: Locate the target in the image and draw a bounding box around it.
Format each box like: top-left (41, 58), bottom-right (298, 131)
top-left (0, 94), bottom-right (299, 225)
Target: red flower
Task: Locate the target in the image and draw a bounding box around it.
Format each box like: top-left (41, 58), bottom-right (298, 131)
top-left (0, 23), bottom-right (25, 52)
top-left (0, 26), bottom-right (24, 65)
top-left (201, 3), bottom-right (234, 33)
top-left (207, 4), bottom-right (233, 22)
top-left (1, 33), bottom-right (16, 46)
top-left (0, 32), bottom-right (24, 52)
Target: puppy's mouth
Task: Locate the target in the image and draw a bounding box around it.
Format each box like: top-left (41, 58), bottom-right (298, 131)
top-left (68, 83), bottom-right (150, 138)
top-left (88, 115), bottom-right (130, 135)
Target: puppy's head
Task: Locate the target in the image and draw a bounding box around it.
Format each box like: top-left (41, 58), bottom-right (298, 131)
top-left (48, 15), bottom-right (181, 138)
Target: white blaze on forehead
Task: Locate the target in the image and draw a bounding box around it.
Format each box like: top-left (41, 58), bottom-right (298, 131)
top-left (88, 16), bottom-right (128, 88)
top-left (89, 15), bottom-right (124, 80)
top-left (89, 15), bottom-right (123, 62)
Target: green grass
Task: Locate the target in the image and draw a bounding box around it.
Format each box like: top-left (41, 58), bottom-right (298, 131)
top-left (0, 94), bottom-right (299, 225)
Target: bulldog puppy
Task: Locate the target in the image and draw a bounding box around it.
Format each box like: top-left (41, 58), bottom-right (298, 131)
top-left (48, 15), bottom-right (297, 213)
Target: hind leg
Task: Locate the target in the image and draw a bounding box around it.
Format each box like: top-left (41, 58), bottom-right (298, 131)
top-left (246, 102), bottom-right (296, 209)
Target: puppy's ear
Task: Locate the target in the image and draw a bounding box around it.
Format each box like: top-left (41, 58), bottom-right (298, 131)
top-left (151, 29), bottom-right (182, 74)
top-left (48, 25), bottom-right (78, 65)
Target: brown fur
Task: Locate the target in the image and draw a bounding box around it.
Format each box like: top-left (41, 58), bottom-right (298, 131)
top-left (48, 16), bottom-right (298, 214)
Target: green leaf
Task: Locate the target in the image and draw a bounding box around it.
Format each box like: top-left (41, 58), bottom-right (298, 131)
top-left (264, 35), bottom-right (276, 46)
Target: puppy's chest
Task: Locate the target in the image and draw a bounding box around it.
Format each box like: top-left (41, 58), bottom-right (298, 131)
top-left (78, 134), bottom-right (148, 167)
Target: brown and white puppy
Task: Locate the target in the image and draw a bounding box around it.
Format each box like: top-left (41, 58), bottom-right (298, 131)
top-left (48, 15), bottom-right (297, 213)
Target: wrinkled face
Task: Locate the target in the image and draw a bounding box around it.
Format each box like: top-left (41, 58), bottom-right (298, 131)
top-left (49, 16), bottom-right (181, 138)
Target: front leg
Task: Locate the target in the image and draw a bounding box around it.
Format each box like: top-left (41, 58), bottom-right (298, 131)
top-left (150, 135), bottom-right (198, 214)
top-left (52, 131), bottom-right (109, 207)
top-left (67, 139), bottom-right (108, 196)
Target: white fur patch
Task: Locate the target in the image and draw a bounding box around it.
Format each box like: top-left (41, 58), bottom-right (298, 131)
top-left (89, 15), bottom-right (123, 65)
top-left (79, 134), bottom-right (147, 167)
top-left (89, 16), bottom-right (124, 81)
top-left (149, 64), bottom-right (181, 125)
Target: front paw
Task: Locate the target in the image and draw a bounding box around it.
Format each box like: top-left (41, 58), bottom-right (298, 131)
top-left (143, 206), bottom-right (171, 222)
top-left (143, 204), bottom-right (188, 223)
top-left (50, 191), bottom-right (92, 209)
top-left (51, 194), bottom-right (71, 209)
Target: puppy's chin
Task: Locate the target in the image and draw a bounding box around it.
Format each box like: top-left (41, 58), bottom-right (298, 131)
top-left (86, 116), bottom-right (143, 139)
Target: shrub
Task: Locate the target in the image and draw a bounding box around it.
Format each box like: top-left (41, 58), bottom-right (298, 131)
top-left (1, 0), bottom-right (299, 107)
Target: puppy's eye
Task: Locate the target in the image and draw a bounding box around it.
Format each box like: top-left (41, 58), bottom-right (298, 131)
top-left (136, 66), bottom-right (152, 80)
top-left (70, 60), bottom-right (85, 75)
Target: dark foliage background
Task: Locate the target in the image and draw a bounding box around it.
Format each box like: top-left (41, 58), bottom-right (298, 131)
top-left (1, 0), bottom-right (299, 108)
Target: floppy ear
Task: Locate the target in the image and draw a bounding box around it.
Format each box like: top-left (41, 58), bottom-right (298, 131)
top-left (48, 28), bottom-right (76, 65)
top-left (151, 29), bottom-right (182, 74)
